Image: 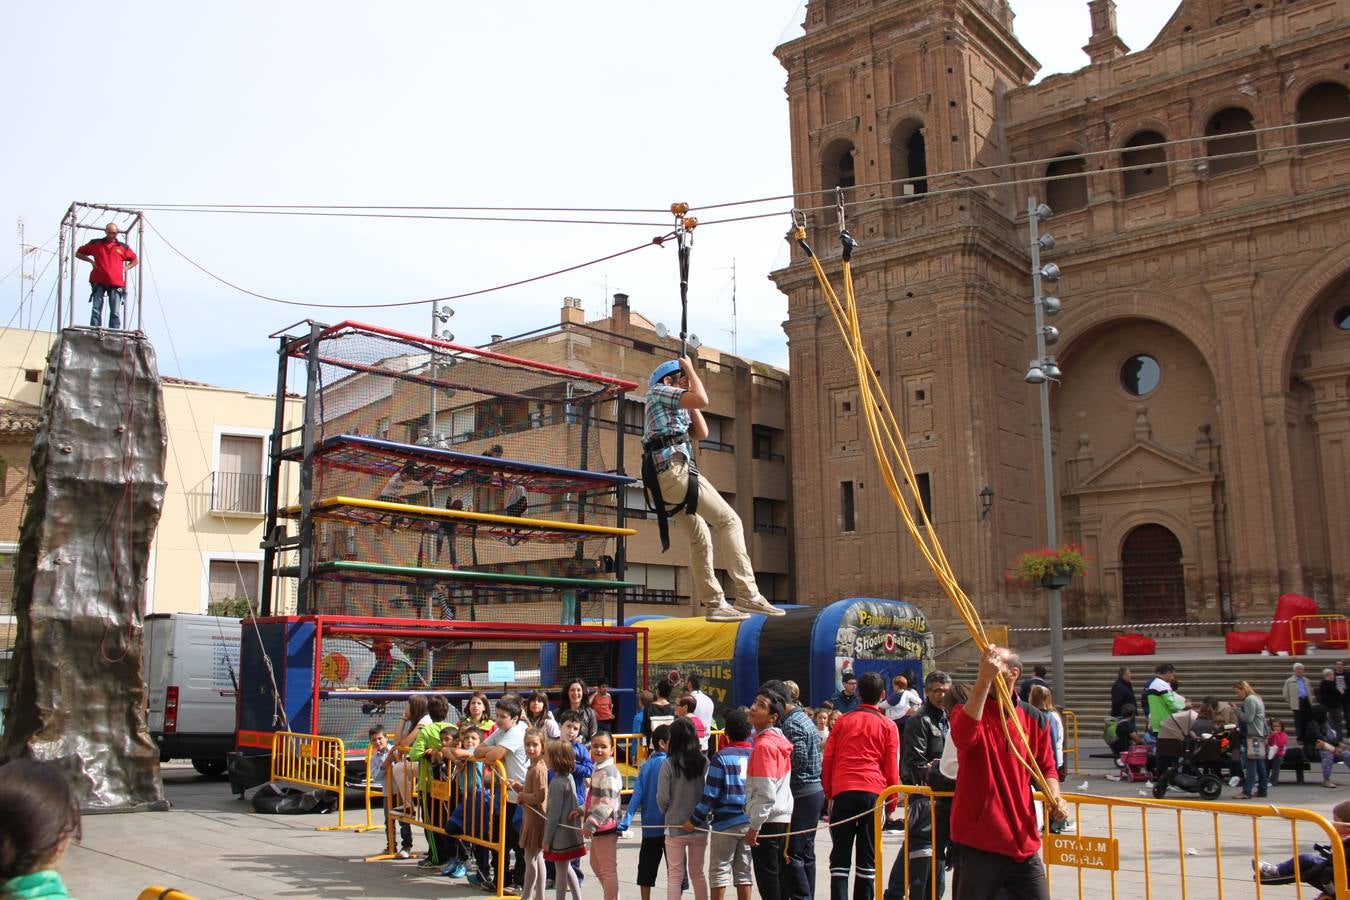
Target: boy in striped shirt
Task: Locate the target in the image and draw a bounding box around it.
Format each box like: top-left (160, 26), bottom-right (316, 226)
top-left (689, 707), bottom-right (755, 900)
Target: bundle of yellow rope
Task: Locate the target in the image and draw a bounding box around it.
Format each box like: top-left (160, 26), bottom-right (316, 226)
top-left (791, 224), bottom-right (1064, 811)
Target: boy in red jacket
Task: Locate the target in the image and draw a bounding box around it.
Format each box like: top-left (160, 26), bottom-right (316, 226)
top-left (821, 671), bottom-right (899, 900)
top-left (746, 689), bottom-right (795, 900)
top-left (950, 646), bottom-right (1069, 900)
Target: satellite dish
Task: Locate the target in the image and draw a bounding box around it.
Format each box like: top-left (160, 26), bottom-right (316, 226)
top-left (687, 334), bottom-right (702, 351)
top-left (655, 323), bottom-right (669, 339)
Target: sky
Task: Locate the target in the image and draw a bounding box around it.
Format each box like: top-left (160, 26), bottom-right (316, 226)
top-left (2, 1), bottom-right (1178, 394)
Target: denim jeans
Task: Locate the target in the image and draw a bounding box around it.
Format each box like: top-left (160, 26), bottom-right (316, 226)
top-left (90, 284), bottom-right (124, 329)
top-left (1243, 756), bottom-right (1269, 796)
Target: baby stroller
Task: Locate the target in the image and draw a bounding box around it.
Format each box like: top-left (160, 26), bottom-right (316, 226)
top-left (1117, 745), bottom-right (1151, 783)
top-left (1153, 731), bottom-right (1225, 800)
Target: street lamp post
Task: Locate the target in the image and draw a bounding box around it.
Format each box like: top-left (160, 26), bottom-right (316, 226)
top-left (1025, 197), bottom-right (1066, 709)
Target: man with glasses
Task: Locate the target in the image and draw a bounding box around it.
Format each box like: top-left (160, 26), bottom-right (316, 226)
top-left (643, 355), bottom-right (783, 623)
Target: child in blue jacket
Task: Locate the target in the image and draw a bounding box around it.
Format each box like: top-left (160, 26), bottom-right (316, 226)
top-left (619, 724), bottom-right (671, 900)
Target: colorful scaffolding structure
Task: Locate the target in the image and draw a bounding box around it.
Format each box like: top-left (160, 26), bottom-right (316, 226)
top-left (239, 320), bottom-right (647, 754)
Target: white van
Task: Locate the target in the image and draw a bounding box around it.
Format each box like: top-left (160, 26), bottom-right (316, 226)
top-left (143, 613), bottom-right (241, 776)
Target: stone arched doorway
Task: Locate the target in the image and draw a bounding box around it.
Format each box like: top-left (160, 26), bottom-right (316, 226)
top-left (1121, 524), bottom-right (1186, 625)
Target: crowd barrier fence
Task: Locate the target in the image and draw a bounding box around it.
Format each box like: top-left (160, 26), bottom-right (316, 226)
top-left (871, 782), bottom-right (1348, 899)
top-left (269, 731), bottom-right (355, 831)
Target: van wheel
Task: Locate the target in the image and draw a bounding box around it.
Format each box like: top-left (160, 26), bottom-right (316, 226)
top-left (192, 758), bottom-right (227, 777)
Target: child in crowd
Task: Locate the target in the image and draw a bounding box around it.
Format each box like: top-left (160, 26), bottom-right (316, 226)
top-left (510, 728), bottom-right (550, 900)
top-left (1255, 799), bottom-right (1350, 888)
top-left (676, 695), bottom-right (709, 751)
top-left (409, 695), bottom-right (457, 869)
top-left (691, 707), bottom-right (755, 900)
top-left (1269, 718), bottom-right (1289, 786)
top-left (583, 731), bottom-right (623, 899)
top-left (619, 724), bottom-right (672, 900)
top-left (634, 689), bottom-right (654, 736)
top-left (660, 717), bottom-right (710, 900)
top-left (813, 708), bottom-right (831, 748)
top-left (446, 726), bottom-right (484, 880)
top-left (389, 695), bottom-right (430, 859)
top-left (591, 679), bottom-right (616, 733)
top-left (368, 725), bottom-right (393, 849)
top-left (0, 758), bottom-right (81, 900)
top-left (543, 739), bottom-right (586, 900)
top-left (464, 692), bottom-right (495, 734)
top-left (555, 710), bottom-right (594, 888)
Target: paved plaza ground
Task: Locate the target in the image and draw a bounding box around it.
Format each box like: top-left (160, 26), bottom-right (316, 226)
top-left (60, 754), bottom-right (1348, 899)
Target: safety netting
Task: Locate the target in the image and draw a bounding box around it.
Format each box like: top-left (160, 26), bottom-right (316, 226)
top-left (274, 321), bottom-right (639, 625)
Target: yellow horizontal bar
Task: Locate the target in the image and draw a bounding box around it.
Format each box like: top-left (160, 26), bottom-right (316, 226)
top-left (284, 496), bottom-right (638, 537)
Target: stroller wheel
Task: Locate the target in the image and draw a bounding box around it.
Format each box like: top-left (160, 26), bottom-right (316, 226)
top-left (1199, 775), bottom-right (1223, 802)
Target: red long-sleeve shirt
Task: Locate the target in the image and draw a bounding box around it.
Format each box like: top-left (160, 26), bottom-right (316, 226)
top-left (820, 704), bottom-right (900, 808)
top-left (950, 701), bottom-right (1056, 860)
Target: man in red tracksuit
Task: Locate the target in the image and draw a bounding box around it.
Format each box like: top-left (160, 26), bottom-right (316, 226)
top-left (76, 223), bottom-right (138, 329)
top-left (821, 670), bottom-right (900, 900)
top-left (950, 646), bottom-right (1069, 899)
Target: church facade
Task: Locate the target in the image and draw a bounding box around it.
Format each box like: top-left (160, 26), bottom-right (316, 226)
top-left (771, 0), bottom-right (1350, 637)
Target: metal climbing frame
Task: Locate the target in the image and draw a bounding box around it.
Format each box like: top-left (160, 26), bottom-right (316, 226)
top-left (259, 319), bottom-right (641, 626)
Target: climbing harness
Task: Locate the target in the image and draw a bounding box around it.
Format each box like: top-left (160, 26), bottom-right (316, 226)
top-left (640, 431), bottom-right (701, 553)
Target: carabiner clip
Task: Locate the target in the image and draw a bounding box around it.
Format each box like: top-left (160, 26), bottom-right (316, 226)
top-left (790, 208), bottom-right (806, 230)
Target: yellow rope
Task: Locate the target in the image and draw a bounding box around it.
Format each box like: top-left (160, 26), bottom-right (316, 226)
top-left (794, 226), bottom-right (1061, 805)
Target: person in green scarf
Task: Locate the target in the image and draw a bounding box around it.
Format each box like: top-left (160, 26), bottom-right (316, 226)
top-left (0, 759), bottom-right (81, 899)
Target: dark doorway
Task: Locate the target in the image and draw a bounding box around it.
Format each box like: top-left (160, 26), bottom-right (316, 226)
top-left (1121, 523), bottom-right (1186, 626)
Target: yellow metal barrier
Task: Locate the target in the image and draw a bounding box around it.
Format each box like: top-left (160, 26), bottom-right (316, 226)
top-left (137, 888), bottom-right (199, 900)
top-left (1063, 709), bottom-right (1080, 775)
top-left (871, 783), bottom-right (1349, 899)
top-left (373, 755), bottom-right (510, 899)
top-left (269, 731), bottom-right (354, 831)
top-left (612, 731), bottom-right (646, 797)
top-left (357, 741), bottom-right (384, 832)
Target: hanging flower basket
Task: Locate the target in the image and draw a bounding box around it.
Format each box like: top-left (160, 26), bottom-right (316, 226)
top-left (1007, 545), bottom-right (1089, 590)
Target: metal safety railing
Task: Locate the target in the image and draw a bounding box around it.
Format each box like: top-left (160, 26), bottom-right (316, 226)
top-left (137, 888), bottom-right (199, 900)
top-left (1063, 709), bottom-right (1081, 775)
top-left (270, 731), bottom-right (355, 831)
top-left (871, 783), bottom-right (1349, 899)
top-left (373, 755), bottom-right (509, 898)
top-left (1290, 614), bottom-right (1350, 656)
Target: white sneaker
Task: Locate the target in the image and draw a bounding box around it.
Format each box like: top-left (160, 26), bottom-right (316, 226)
top-left (1229, 776), bottom-right (1242, 788)
top-left (733, 594), bottom-right (785, 617)
top-left (395, 848), bottom-right (411, 859)
top-left (705, 601), bottom-right (750, 622)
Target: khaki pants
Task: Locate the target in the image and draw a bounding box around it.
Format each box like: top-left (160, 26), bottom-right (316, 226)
top-left (655, 456), bottom-right (759, 607)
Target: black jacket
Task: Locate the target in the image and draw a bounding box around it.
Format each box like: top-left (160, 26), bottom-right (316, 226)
top-left (1110, 678), bottom-right (1136, 718)
top-left (901, 700), bottom-right (949, 786)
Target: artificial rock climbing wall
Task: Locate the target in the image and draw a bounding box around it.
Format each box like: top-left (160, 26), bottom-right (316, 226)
top-left (1, 328), bottom-right (168, 811)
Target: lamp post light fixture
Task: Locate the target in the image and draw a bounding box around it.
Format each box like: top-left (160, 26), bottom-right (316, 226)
top-left (1027, 196), bottom-right (1067, 711)
top-left (979, 485), bottom-right (994, 521)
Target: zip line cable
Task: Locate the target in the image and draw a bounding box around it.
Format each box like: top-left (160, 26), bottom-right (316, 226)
top-left (120, 202), bottom-right (670, 214)
top-left (131, 207), bottom-right (671, 228)
top-left (145, 217), bottom-right (675, 310)
top-left (127, 123), bottom-right (1350, 313)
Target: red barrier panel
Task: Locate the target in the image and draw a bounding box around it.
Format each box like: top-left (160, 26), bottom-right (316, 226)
top-left (1112, 633), bottom-right (1156, 656)
top-left (1268, 593), bottom-right (1319, 654)
top-left (1225, 630), bottom-right (1269, 654)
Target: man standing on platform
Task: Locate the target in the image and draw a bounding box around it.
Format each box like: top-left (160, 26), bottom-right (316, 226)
top-left (76, 223), bottom-right (138, 329)
top-left (949, 646), bottom-right (1067, 900)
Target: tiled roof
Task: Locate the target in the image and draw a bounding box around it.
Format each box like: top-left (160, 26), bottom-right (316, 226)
top-left (0, 402), bottom-right (40, 435)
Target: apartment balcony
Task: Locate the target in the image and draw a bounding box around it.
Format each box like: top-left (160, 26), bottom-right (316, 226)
top-left (211, 470), bottom-right (264, 517)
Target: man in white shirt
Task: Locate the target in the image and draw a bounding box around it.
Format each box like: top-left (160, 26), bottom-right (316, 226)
top-left (687, 672), bottom-right (715, 733)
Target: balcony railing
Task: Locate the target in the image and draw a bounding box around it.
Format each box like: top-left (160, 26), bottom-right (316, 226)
top-left (211, 470), bottom-right (264, 514)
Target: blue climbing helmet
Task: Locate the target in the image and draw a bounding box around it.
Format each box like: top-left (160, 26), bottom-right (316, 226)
top-left (649, 359), bottom-right (682, 387)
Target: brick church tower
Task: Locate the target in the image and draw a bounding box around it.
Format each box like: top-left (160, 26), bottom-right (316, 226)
top-left (772, 0), bottom-right (1040, 633)
top-left (773, 0), bottom-right (1350, 638)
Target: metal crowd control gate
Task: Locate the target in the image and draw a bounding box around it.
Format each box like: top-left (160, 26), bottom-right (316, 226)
top-left (373, 756), bottom-right (510, 899)
top-left (270, 731), bottom-right (355, 831)
top-left (872, 784), bottom-right (1348, 899)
